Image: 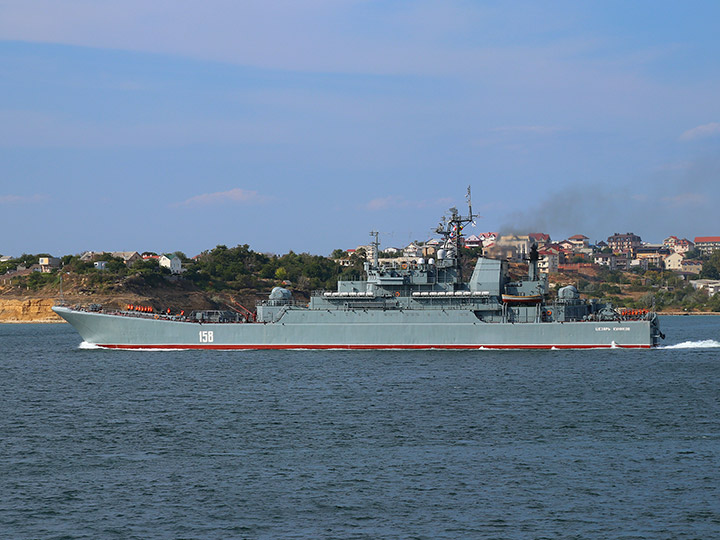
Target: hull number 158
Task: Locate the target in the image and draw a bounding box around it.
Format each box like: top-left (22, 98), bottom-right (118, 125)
top-left (199, 330), bottom-right (214, 343)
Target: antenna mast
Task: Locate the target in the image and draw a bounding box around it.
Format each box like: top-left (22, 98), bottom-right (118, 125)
top-left (369, 230), bottom-right (380, 267)
top-left (435, 186), bottom-right (478, 280)
top-left (466, 185), bottom-right (473, 224)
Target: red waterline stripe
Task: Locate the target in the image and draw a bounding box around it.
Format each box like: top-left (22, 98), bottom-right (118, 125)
top-left (98, 343), bottom-right (652, 350)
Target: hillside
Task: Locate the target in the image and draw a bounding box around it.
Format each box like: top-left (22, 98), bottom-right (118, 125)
top-left (1, 278), bottom-right (223, 323)
top-left (0, 245), bottom-right (356, 322)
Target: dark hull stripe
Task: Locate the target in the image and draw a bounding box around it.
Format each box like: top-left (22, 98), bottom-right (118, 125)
top-left (98, 343), bottom-right (652, 350)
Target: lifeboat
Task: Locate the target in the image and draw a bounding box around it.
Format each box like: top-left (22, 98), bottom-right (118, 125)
top-left (501, 294), bottom-right (543, 305)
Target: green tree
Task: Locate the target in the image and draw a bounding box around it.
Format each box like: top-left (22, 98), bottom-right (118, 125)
top-left (639, 292), bottom-right (657, 309)
top-left (330, 249), bottom-right (347, 259)
top-left (700, 251), bottom-right (720, 279)
top-left (275, 267), bottom-right (288, 281)
top-left (684, 248), bottom-right (705, 260)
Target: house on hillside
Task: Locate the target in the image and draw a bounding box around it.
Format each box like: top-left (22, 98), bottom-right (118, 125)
top-left (421, 244), bottom-right (438, 258)
top-left (607, 232), bottom-right (642, 254)
top-left (681, 260), bottom-right (702, 275)
top-left (558, 240), bottom-right (574, 251)
top-left (663, 236), bottom-right (679, 249)
top-left (558, 239), bottom-right (593, 259)
top-left (537, 249), bottom-right (559, 274)
top-left (594, 253), bottom-right (614, 268)
top-left (403, 242), bottom-right (423, 258)
top-left (664, 236), bottom-right (694, 254)
top-left (464, 234), bottom-right (483, 248)
top-left (465, 232), bottom-right (497, 249)
top-left (485, 234), bottom-right (530, 261)
top-left (694, 236), bottom-right (720, 256)
top-left (38, 256), bottom-right (61, 273)
top-left (479, 232), bottom-right (498, 248)
top-left (111, 251), bottom-right (142, 266)
top-left (159, 255), bottom-right (183, 274)
top-left (690, 279), bottom-right (720, 296)
top-left (541, 242), bottom-right (571, 264)
top-left (528, 233), bottom-right (551, 245)
top-left (595, 252), bottom-right (632, 270)
top-left (663, 252), bottom-right (684, 271)
top-left (568, 234), bottom-right (589, 249)
top-left (675, 238), bottom-right (694, 254)
top-left (80, 251), bottom-right (103, 262)
top-left (634, 245), bottom-right (671, 268)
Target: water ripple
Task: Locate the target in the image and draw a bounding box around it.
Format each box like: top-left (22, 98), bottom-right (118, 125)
top-left (1, 318), bottom-right (719, 539)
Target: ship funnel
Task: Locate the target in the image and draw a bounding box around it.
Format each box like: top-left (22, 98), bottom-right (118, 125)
top-left (528, 244), bottom-right (539, 281)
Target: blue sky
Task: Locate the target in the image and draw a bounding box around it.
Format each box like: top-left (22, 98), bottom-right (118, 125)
top-left (1, 0), bottom-right (719, 257)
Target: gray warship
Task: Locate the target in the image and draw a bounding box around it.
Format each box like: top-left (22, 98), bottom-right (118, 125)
top-left (53, 198), bottom-right (664, 349)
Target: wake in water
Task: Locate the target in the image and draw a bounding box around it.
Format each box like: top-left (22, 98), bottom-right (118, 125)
top-left (660, 339), bottom-right (720, 350)
top-left (78, 342), bottom-right (192, 351)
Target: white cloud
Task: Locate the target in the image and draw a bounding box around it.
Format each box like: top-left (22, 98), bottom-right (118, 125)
top-left (0, 0), bottom-right (654, 85)
top-left (680, 122), bottom-right (720, 141)
top-left (174, 188), bottom-right (267, 207)
top-left (0, 0), bottom-right (468, 75)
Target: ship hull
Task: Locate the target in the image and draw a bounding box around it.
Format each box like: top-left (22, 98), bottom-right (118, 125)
top-left (53, 306), bottom-right (658, 350)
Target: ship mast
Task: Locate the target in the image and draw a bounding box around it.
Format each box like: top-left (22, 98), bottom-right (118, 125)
top-left (436, 186), bottom-right (477, 280)
top-left (369, 230), bottom-right (380, 268)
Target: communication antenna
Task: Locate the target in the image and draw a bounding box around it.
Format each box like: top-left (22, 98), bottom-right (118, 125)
top-left (466, 185), bottom-right (477, 227)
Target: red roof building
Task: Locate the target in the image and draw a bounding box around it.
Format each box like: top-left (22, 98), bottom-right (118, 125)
top-left (567, 234), bottom-right (590, 249)
top-left (529, 233), bottom-right (551, 245)
top-left (694, 236), bottom-right (720, 255)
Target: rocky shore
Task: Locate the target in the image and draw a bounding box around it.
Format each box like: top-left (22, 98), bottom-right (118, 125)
top-left (0, 298), bottom-right (64, 323)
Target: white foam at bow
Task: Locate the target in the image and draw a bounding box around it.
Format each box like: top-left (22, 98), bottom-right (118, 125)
top-left (78, 341), bottom-right (101, 349)
top-left (660, 339), bottom-right (720, 349)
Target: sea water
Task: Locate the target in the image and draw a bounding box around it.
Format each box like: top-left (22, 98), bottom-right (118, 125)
top-left (1, 317), bottom-right (719, 539)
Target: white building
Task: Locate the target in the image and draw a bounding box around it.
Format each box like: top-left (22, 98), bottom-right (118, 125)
top-left (403, 242), bottom-right (423, 258)
top-left (159, 255), bottom-right (183, 274)
top-left (381, 247), bottom-right (402, 255)
top-left (663, 252), bottom-right (684, 271)
top-left (538, 251), bottom-right (559, 274)
top-left (690, 279), bottom-right (720, 296)
top-left (664, 236), bottom-right (694, 254)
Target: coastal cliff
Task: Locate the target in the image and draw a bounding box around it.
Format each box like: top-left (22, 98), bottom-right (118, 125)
top-left (0, 289), bottom-right (267, 323)
top-left (0, 298), bottom-right (64, 323)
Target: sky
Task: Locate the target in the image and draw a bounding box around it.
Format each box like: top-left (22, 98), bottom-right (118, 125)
top-left (1, 0), bottom-right (720, 257)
